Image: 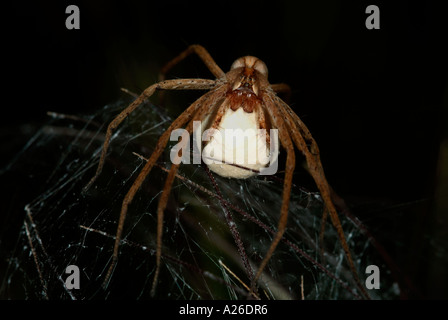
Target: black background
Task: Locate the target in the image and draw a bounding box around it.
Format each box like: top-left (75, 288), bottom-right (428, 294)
top-left (1, 0), bottom-right (447, 299)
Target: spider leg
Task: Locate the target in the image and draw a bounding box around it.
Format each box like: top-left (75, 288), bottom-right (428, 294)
top-left (101, 86), bottom-right (225, 289)
top-left (275, 96), bottom-right (370, 299)
top-left (150, 154), bottom-right (181, 297)
top-left (157, 45), bottom-right (225, 106)
top-left (159, 44), bottom-right (225, 81)
top-left (250, 93), bottom-right (296, 294)
top-left (278, 98), bottom-right (353, 215)
top-left (149, 90), bottom-right (224, 296)
top-left (83, 78), bottom-right (216, 192)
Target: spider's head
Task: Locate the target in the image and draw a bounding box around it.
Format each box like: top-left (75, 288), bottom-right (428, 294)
top-left (231, 56), bottom-right (268, 77)
top-left (230, 56), bottom-right (268, 96)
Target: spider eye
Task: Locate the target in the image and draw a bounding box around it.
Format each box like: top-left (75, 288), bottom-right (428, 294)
top-left (231, 56), bottom-right (268, 77)
top-left (230, 57), bottom-right (246, 70)
top-left (253, 60), bottom-right (268, 77)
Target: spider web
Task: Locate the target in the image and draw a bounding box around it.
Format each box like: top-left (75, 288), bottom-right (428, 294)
top-left (0, 94), bottom-right (400, 300)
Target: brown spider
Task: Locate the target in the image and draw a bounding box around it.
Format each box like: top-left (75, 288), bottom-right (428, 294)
top-left (84, 44), bottom-right (368, 299)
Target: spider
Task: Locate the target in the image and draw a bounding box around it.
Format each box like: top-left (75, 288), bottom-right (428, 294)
top-left (84, 44), bottom-right (368, 299)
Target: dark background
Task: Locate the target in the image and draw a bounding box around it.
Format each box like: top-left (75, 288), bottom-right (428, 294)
top-left (1, 0), bottom-right (447, 299)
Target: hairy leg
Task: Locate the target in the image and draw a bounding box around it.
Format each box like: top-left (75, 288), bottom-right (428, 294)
top-left (101, 88), bottom-right (221, 288)
top-left (149, 88), bottom-right (227, 296)
top-left (275, 96), bottom-right (370, 299)
top-left (159, 44), bottom-right (225, 81)
top-left (250, 92), bottom-right (296, 293)
top-left (84, 78), bottom-right (217, 192)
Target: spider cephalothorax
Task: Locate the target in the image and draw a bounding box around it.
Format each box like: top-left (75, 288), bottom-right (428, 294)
top-left (227, 56), bottom-right (268, 112)
top-left (84, 45), bottom-right (369, 299)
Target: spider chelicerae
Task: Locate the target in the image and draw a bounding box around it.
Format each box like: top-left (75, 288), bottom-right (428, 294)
top-left (84, 44), bottom-right (368, 299)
